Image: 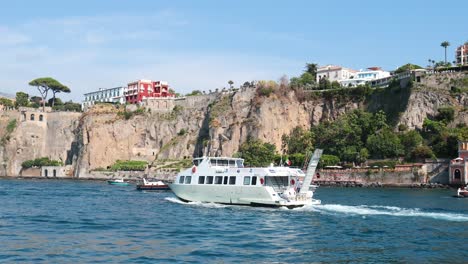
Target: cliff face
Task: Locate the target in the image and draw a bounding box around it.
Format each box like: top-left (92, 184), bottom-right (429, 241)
top-left (0, 72), bottom-right (467, 177)
top-left (206, 88), bottom-right (362, 157)
top-left (398, 73), bottom-right (468, 129)
top-left (0, 111), bottom-right (81, 176)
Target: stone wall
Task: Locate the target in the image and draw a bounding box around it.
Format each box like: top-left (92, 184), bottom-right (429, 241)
top-left (141, 98), bottom-right (175, 112)
top-left (175, 94), bottom-right (217, 110)
top-left (20, 168), bottom-right (41, 177)
top-left (315, 167), bottom-right (427, 186)
top-left (41, 165), bottom-right (73, 178)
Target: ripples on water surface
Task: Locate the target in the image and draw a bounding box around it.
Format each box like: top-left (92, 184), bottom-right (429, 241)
top-left (0, 179), bottom-right (467, 263)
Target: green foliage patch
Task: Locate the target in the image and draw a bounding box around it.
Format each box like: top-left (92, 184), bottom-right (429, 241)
top-left (22, 157), bottom-right (63, 168)
top-left (110, 160), bottom-right (148, 171)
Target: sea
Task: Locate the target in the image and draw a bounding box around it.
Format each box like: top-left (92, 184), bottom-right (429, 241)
top-left (0, 179), bottom-right (467, 263)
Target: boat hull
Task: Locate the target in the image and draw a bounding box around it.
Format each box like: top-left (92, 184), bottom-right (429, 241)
top-left (107, 181), bottom-right (130, 186)
top-left (169, 184), bottom-right (319, 208)
top-left (136, 185), bottom-right (170, 191)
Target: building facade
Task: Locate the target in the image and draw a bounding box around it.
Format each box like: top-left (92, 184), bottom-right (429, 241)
top-left (316, 65), bottom-right (357, 83)
top-left (125, 80), bottom-right (173, 104)
top-left (449, 141), bottom-right (468, 185)
top-left (456, 43), bottom-right (468, 65)
top-left (82, 86), bottom-right (125, 110)
top-left (340, 67), bottom-right (391, 87)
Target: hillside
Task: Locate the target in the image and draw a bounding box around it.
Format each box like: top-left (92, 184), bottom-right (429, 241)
top-left (0, 72), bottom-right (467, 177)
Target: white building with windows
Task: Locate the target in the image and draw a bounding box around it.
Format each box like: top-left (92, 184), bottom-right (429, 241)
top-left (340, 67), bottom-right (391, 87)
top-left (316, 65), bottom-right (357, 83)
top-left (82, 86), bottom-right (125, 110)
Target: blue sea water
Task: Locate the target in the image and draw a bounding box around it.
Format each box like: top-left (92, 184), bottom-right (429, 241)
top-left (0, 179), bottom-right (467, 263)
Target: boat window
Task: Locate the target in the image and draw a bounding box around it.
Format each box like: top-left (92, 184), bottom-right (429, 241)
top-left (252, 176), bottom-right (257, 185)
top-left (229, 176), bottom-right (236, 185)
top-left (243, 176), bottom-right (251, 185)
top-left (229, 160), bottom-right (236, 167)
top-left (206, 176), bottom-right (214, 184)
top-left (211, 159), bottom-right (218, 166)
top-left (193, 159), bottom-right (200, 166)
top-left (223, 176), bottom-right (228, 185)
top-left (215, 176), bottom-right (223, 184)
top-left (185, 176), bottom-right (192, 184)
top-left (219, 160), bottom-right (228, 167)
top-left (198, 176), bottom-right (205, 184)
top-left (236, 159), bottom-right (244, 168)
top-left (179, 176), bottom-right (185, 184)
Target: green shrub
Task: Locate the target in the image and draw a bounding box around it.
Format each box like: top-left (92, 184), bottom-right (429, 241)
top-left (258, 87), bottom-right (274, 97)
top-left (436, 106), bottom-right (455, 123)
top-left (177, 128), bottom-right (187, 136)
top-left (6, 119), bottom-right (17, 133)
top-left (318, 154), bottom-right (340, 168)
top-left (110, 160), bottom-right (148, 171)
top-left (21, 157), bottom-right (63, 168)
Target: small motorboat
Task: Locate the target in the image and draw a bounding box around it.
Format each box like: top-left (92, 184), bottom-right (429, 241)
top-left (136, 178), bottom-right (170, 191)
top-left (454, 185), bottom-right (468, 198)
top-left (107, 179), bottom-right (130, 186)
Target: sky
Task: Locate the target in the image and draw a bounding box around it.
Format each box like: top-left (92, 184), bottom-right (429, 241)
top-left (0, 0), bottom-right (467, 102)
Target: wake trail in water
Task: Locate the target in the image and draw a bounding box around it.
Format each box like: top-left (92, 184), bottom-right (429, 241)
top-left (164, 197), bottom-right (228, 208)
top-left (299, 204), bottom-right (468, 222)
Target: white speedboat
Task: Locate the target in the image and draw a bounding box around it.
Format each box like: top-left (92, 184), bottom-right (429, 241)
top-left (136, 178), bottom-right (170, 191)
top-left (169, 149), bottom-right (323, 209)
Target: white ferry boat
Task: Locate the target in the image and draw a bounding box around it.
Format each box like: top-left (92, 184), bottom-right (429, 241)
top-left (169, 149), bottom-right (323, 208)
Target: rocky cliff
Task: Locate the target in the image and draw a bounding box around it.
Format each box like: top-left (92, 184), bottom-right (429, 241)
top-left (0, 72), bottom-right (467, 177)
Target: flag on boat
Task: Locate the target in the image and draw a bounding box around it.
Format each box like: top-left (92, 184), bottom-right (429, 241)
top-left (286, 159), bottom-right (291, 166)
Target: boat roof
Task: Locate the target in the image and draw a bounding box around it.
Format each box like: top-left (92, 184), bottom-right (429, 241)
top-left (194, 156), bottom-right (244, 161)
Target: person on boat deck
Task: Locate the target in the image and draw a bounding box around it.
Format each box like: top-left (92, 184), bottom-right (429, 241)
top-left (296, 180), bottom-right (303, 193)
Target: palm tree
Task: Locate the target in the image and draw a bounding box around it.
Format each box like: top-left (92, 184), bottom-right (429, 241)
top-left (440, 41), bottom-right (450, 64)
top-left (228, 80), bottom-right (234, 89)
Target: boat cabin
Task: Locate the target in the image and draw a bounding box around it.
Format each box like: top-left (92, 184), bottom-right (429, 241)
top-left (193, 157), bottom-right (244, 168)
top-left (177, 157), bottom-right (305, 193)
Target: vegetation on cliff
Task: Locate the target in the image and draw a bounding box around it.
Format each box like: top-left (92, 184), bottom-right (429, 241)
top-left (21, 157), bottom-right (63, 168)
top-left (0, 119), bottom-right (17, 146)
top-left (110, 160), bottom-right (148, 171)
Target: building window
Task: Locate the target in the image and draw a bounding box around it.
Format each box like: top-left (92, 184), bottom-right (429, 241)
top-left (198, 176), bottom-right (205, 184)
top-left (206, 176), bottom-right (213, 184)
top-left (44, 169), bottom-right (48, 177)
top-left (229, 176), bottom-right (236, 185)
top-left (39, 115), bottom-right (43, 121)
top-left (243, 176), bottom-right (251, 185)
top-left (30, 114), bottom-right (35, 121)
top-left (185, 176), bottom-right (192, 184)
top-left (454, 169), bottom-right (461, 179)
top-left (179, 176), bottom-right (185, 184)
top-left (215, 176), bottom-right (223, 184)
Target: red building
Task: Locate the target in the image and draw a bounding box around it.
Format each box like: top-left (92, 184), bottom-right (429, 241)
top-left (449, 141), bottom-right (468, 185)
top-left (125, 79), bottom-right (173, 104)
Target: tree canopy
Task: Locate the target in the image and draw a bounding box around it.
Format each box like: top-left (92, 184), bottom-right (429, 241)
top-left (395, 63), bottom-right (423, 73)
top-left (28, 77), bottom-right (69, 111)
top-left (238, 138), bottom-right (276, 167)
top-left (15, 92), bottom-right (29, 108)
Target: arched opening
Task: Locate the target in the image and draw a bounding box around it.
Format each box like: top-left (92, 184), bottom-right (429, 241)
top-left (454, 169), bottom-right (461, 180)
top-left (44, 169), bottom-right (48, 177)
top-left (39, 115), bottom-right (44, 121)
top-left (22, 113), bottom-right (26, 121)
top-left (53, 169), bottom-right (57, 177)
top-left (30, 114), bottom-right (35, 121)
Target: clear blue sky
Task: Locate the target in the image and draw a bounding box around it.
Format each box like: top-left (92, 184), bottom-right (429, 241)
top-left (1, 0), bottom-right (466, 101)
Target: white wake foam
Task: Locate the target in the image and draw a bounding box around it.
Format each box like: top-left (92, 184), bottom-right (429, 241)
top-left (164, 197), bottom-right (228, 208)
top-left (300, 204), bottom-right (468, 222)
